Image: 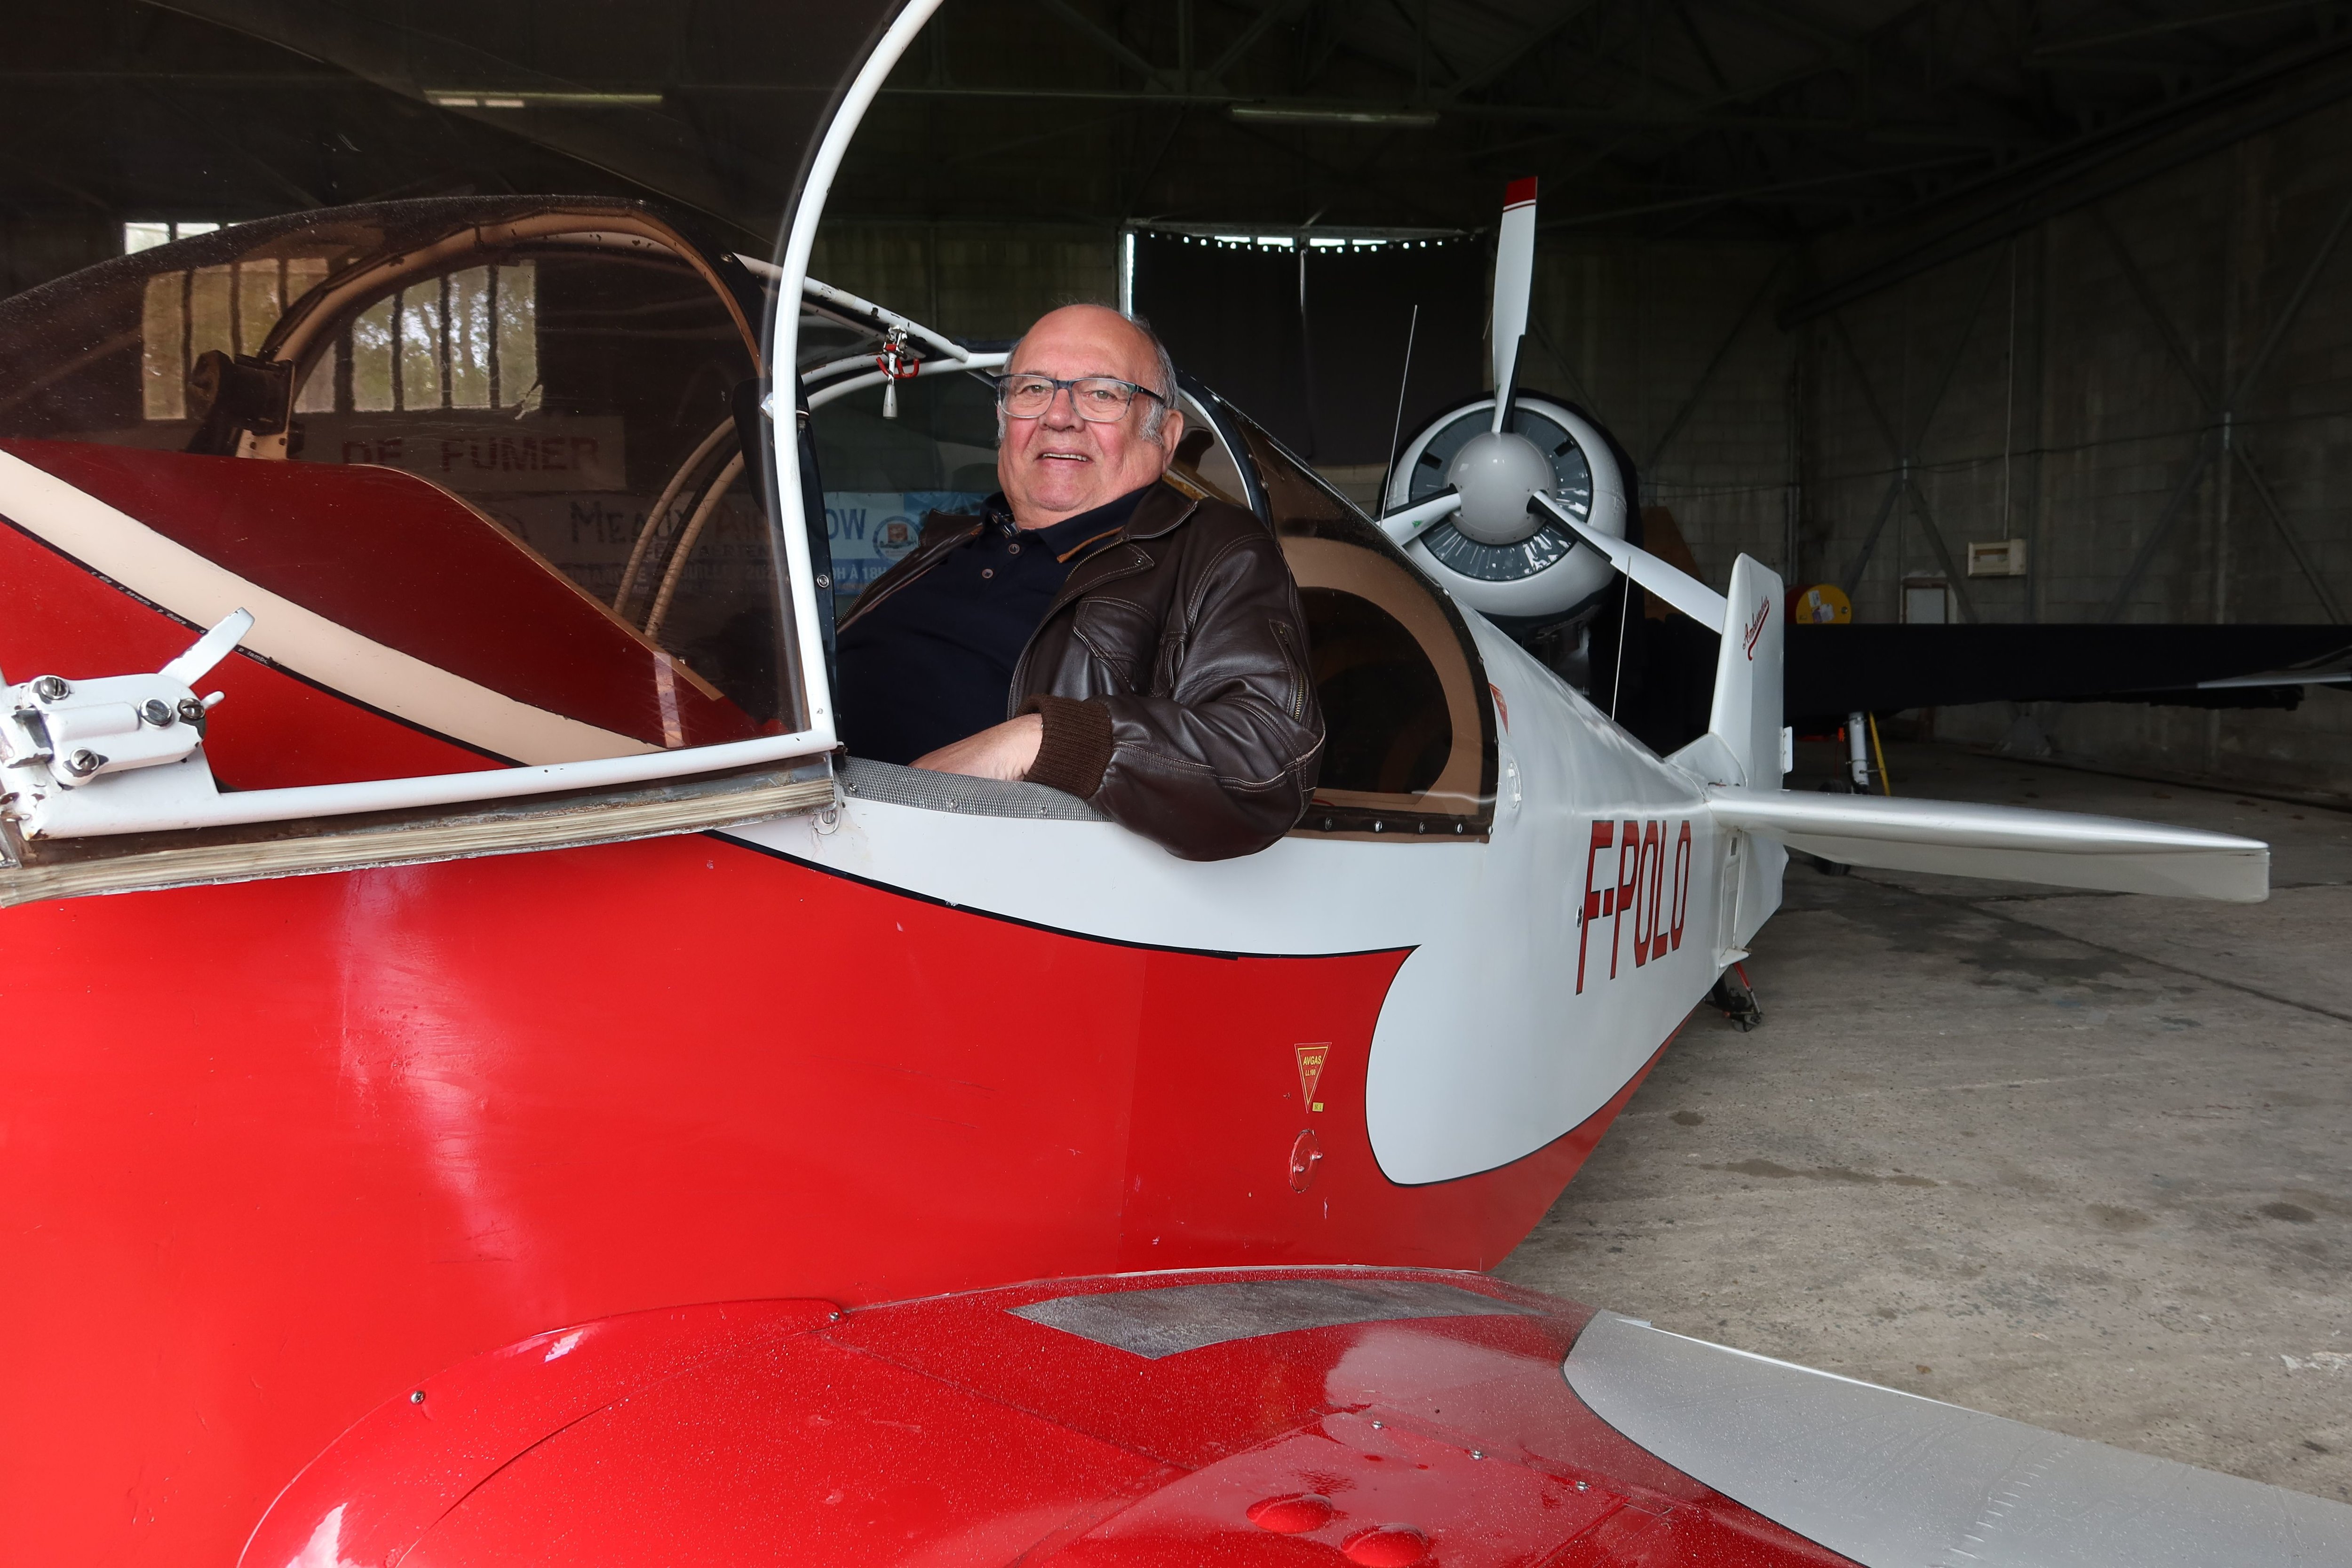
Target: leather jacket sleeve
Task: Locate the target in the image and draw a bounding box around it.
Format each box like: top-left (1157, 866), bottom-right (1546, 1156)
top-left (1022, 513), bottom-right (1324, 860)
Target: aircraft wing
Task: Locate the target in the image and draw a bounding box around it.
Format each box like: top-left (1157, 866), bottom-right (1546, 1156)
top-left (1567, 1310), bottom-right (2352, 1568)
top-left (1786, 623), bottom-right (2352, 723)
top-left (237, 1267), bottom-right (2352, 1568)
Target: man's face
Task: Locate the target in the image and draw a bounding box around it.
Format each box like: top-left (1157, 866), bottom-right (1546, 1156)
top-left (997, 305), bottom-right (1185, 528)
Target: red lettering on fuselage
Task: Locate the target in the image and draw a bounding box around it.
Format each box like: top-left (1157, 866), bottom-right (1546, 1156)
top-left (1610, 818), bottom-right (1641, 979)
top-left (1580, 815), bottom-right (1694, 993)
top-left (1576, 821), bottom-right (1615, 994)
top-left (1670, 820), bottom-right (1692, 951)
top-left (1633, 819), bottom-right (1663, 965)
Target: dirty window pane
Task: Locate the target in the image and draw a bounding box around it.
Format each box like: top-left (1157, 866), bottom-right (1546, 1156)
top-left (288, 260), bottom-right (334, 414)
top-left (350, 296), bottom-right (395, 412)
top-left (141, 273), bottom-right (184, 420)
top-left (497, 262), bottom-right (539, 411)
top-left (447, 267), bottom-right (493, 409)
top-left (189, 265), bottom-right (235, 369)
top-left (236, 263), bottom-right (283, 357)
top-left (396, 284), bottom-right (444, 411)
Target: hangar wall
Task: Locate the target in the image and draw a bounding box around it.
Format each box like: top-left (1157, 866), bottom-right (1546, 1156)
top-left (1494, 105), bottom-right (2352, 804)
top-left (1798, 97), bottom-right (2352, 802)
top-left (810, 223), bottom-right (1116, 345)
top-left (1521, 242), bottom-right (1796, 582)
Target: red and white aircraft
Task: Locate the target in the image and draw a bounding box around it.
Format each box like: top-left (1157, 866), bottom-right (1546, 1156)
top-left (0, 4), bottom-right (2335, 1565)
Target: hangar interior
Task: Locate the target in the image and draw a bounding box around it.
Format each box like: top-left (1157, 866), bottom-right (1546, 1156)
top-left (4, 0), bottom-right (2345, 1505)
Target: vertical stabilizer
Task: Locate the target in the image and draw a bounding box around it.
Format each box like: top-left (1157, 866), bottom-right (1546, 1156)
top-left (1701, 555), bottom-right (1787, 958)
top-left (1707, 555), bottom-right (1786, 790)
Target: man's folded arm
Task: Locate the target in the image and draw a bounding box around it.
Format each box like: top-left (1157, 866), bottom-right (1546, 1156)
top-left (1021, 532), bottom-right (1325, 860)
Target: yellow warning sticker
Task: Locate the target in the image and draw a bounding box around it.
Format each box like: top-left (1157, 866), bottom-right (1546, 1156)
top-left (1295, 1043), bottom-right (1329, 1109)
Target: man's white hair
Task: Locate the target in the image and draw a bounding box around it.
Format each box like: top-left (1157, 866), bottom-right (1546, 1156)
top-left (1000, 304), bottom-right (1180, 439)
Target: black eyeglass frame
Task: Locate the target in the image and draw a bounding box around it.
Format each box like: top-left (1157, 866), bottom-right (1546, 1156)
top-left (992, 373), bottom-right (1170, 422)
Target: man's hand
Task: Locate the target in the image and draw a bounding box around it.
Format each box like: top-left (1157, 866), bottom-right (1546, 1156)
top-left (910, 713), bottom-right (1044, 781)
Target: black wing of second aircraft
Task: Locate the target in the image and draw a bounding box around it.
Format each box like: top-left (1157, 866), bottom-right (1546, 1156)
top-left (1785, 624), bottom-right (2352, 725)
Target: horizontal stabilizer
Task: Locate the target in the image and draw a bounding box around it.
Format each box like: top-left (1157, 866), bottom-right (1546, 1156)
top-left (1706, 789), bottom-right (2268, 902)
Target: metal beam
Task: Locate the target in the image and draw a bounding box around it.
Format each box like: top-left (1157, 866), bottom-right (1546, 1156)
top-left (2030, 0), bottom-right (2320, 58)
top-left (1914, 253), bottom-right (2006, 455)
top-left (1702, 0), bottom-right (1858, 57)
top-left (1031, 0), bottom-right (1167, 84)
top-left (1676, 0), bottom-right (1733, 96)
top-left (2101, 435), bottom-right (2218, 623)
top-left (1839, 470), bottom-right (1910, 597)
top-left (1443, 0), bottom-right (1600, 102)
top-left (1538, 153), bottom-right (1984, 229)
top-left (2091, 206), bottom-right (2219, 414)
top-left (1644, 254), bottom-right (1786, 470)
top-left (2231, 179), bottom-right (2352, 406)
top-left (1827, 256), bottom-right (1999, 605)
top-left (2231, 444), bottom-right (2348, 623)
top-left (1830, 310), bottom-right (1904, 462)
top-left (1902, 479), bottom-right (1979, 623)
top-left (1201, 0), bottom-right (1318, 87)
top-left (2091, 185), bottom-right (2352, 622)
top-left (1783, 36), bottom-right (2352, 323)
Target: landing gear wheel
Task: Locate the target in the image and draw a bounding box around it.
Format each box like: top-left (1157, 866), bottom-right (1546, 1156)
top-left (1708, 965), bottom-right (1764, 1031)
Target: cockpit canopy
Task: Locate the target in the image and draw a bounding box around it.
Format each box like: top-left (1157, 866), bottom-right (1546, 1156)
top-left (0, 199), bottom-right (799, 787)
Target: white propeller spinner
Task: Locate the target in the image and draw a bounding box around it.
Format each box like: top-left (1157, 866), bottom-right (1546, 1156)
top-left (1383, 176), bottom-right (1552, 551)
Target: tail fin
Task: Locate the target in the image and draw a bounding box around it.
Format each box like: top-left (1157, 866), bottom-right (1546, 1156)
top-left (1705, 555), bottom-right (1786, 791)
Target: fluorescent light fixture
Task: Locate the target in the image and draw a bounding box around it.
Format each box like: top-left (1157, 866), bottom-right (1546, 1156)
top-left (1229, 102), bottom-right (1439, 128)
top-left (1188, 231), bottom-right (1423, 251)
top-left (428, 90), bottom-right (663, 110)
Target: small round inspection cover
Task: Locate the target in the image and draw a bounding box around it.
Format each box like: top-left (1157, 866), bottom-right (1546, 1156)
top-left (1246, 1493), bottom-right (1334, 1534)
top-left (1288, 1129), bottom-right (1323, 1193)
top-left (1343, 1524), bottom-right (1430, 1566)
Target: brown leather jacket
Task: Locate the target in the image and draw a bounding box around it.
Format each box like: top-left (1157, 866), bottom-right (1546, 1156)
top-left (837, 481), bottom-right (1324, 860)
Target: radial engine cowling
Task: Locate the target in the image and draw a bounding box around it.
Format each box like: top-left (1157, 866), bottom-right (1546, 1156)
top-left (1385, 392), bottom-right (1629, 625)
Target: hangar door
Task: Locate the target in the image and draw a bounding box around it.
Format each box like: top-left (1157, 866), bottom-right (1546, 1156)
top-left (1130, 231), bottom-right (1481, 466)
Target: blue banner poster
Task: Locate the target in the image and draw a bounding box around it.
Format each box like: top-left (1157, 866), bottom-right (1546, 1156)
top-left (822, 490), bottom-right (990, 617)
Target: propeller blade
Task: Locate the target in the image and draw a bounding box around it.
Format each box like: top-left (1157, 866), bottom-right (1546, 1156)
top-left (1378, 486), bottom-right (1462, 548)
top-left (1490, 177), bottom-right (1537, 434)
top-left (1529, 491), bottom-right (1728, 629)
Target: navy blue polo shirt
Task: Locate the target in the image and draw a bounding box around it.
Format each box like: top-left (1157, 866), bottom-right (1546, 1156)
top-left (836, 484), bottom-right (1152, 765)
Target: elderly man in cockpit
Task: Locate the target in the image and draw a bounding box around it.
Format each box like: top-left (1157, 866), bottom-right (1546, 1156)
top-left (834, 303), bottom-right (1324, 861)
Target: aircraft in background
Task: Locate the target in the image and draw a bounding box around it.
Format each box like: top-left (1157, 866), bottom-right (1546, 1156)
top-left (0, 5), bottom-right (2338, 1566)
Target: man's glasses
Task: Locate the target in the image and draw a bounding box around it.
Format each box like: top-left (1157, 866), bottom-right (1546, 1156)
top-left (995, 374), bottom-right (1168, 423)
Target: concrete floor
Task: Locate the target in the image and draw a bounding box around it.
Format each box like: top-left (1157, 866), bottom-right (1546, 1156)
top-left (1497, 739), bottom-right (2352, 1504)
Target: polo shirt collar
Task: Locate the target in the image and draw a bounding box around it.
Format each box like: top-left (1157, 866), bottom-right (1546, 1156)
top-left (983, 481), bottom-right (1160, 562)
